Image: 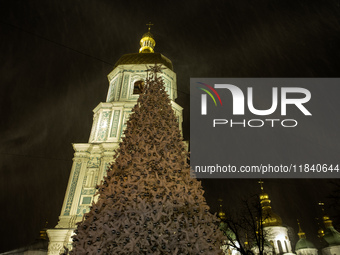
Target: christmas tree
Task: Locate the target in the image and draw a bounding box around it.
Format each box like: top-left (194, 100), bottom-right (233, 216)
top-left (70, 64), bottom-right (225, 254)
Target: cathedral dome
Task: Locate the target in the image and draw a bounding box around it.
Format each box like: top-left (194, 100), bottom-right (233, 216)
top-left (114, 53), bottom-right (173, 70)
top-left (324, 226), bottom-right (340, 246)
top-left (113, 25), bottom-right (173, 70)
top-left (260, 192), bottom-right (282, 227)
top-left (262, 210), bottom-right (283, 227)
top-left (295, 221), bottom-right (316, 251)
top-left (142, 31), bottom-right (153, 39)
top-left (139, 24), bottom-right (156, 53)
top-left (295, 238), bottom-right (316, 250)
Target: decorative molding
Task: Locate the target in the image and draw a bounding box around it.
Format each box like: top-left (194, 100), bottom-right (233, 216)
top-left (47, 229), bottom-right (74, 255)
top-left (89, 112), bottom-right (99, 142)
top-left (87, 156), bottom-right (100, 168)
top-left (97, 110), bottom-right (112, 142)
top-left (120, 111), bottom-right (131, 139)
top-left (121, 74), bottom-right (130, 99)
top-left (106, 77), bottom-right (117, 102)
top-left (110, 110), bottom-right (121, 138)
top-left (63, 162), bottom-right (81, 216)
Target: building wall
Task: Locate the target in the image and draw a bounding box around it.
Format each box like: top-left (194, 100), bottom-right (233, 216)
top-left (264, 226), bottom-right (293, 254)
top-left (322, 245), bottom-right (340, 255)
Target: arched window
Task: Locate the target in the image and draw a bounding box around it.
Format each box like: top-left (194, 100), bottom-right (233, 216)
top-left (277, 240), bottom-right (283, 254)
top-left (284, 241), bottom-right (289, 252)
top-left (133, 80), bottom-right (144, 94)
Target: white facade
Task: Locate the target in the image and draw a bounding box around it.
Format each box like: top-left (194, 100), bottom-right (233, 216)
top-left (251, 226), bottom-right (294, 255)
top-left (322, 245), bottom-right (340, 255)
top-left (265, 226), bottom-right (294, 255)
top-left (47, 60), bottom-right (182, 255)
top-left (296, 247), bottom-right (318, 255)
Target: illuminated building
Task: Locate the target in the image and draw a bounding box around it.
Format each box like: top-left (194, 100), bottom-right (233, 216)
top-left (46, 26), bottom-right (183, 255)
top-left (295, 220), bottom-right (318, 255)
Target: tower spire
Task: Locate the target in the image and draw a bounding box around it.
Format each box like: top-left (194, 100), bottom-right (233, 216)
top-left (319, 202), bottom-right (334, 228)
top-left (139, 22), bottom-right (156, 53)
top-left (258, 180), bottom-right (282, 227)
top-left (217, 198), bottom-right (226, 221)
top-left (297, 219), bottom-right (306, 239)
top-left (316, 218), bottom-right (325, 238)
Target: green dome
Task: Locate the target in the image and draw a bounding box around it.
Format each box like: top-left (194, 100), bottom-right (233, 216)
top-left (324, 227), bottom-right (340, 246)
top-left (295, 238), bottom-right (315, 250)
top-left (114, 53), bottom-right (173, 70)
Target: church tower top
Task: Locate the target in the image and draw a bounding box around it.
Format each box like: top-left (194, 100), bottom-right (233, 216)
top-left (139, 22), bottom-right (156, 53)
top-left (217, 198), bottom-right (226, 221)
top-left (113, 23), bottom-right (173, 70)
top-left (297, 219), bottom-right (306, 239)
top-left (295, 219), bottom-right (317, 251)
top-left (258, 180), bottom-right (283, 227)
top-left (319, 202), bottom-right (334, 228)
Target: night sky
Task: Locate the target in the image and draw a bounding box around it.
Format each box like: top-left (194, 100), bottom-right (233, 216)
top-left (1, 0), bottom-right (340, 253)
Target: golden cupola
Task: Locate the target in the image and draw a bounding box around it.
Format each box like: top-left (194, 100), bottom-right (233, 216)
top-left (113, 23), bottom-right (173, 70)
top-left (139, 22), bottom-right (156, 53)
top-left (297, 220), bottom-right (306, 239)
top-left (319, 202), bottom-right (334, 228)
top-left (259, 180), bottom-right (282, 227)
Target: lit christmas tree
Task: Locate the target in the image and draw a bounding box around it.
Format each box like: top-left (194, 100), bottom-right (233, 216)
top-left (70, 64), bottom-right (225, 254)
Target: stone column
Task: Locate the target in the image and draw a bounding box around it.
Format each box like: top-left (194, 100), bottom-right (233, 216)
top-left (47, 229), bottom-right (73, 255)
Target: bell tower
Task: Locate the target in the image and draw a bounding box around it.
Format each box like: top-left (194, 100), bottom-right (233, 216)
top-left (47, 26), bottom-right (183, 255)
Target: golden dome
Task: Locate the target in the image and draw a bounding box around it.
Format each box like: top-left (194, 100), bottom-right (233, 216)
top-left (261, 210), bottom-right (283, 227)
top-left (113, 24), bottom-right (173, 70)
top-left (319, 202), bottom-right (335, 228)
top-left (218, 210), bottom-right (226, 221)
top-left (113, 53), bottom-right (173, 70)
top-left (323, 215), bottom-right (333, 228)
top-left (139, 24), bottom-right (156, 53)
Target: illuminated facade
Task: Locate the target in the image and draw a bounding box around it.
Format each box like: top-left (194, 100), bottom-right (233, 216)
top-left (46, 28), bottom-right (183, 255)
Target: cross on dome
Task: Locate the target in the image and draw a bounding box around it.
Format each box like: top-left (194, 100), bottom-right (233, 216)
top-left (258, 179), bottom-right (264, 191)
top-left (146, 22), bottom-right (153, 31)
